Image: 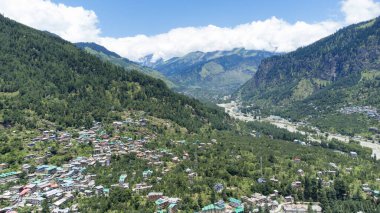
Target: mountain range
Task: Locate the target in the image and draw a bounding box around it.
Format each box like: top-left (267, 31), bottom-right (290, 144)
top-left (79, 43), bottom-right (276, 102)
top-left (140, 48), bottom-right (276, 101)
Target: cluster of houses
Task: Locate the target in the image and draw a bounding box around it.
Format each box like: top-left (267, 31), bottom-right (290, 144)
top-left (241, 192), bottom-right (280, 211)
top-left (339, 106), bottom-right (380, 121)
top-left (0, 156), bottom-right (111, 212)
top-left (199, 193), bottom-right (323, 213)
top-left (200, 198), bottom-right (244, 213)
top-left (147, 192), bottom-right (180, 213)
top-left (362, 183), bottom-right (380, 201)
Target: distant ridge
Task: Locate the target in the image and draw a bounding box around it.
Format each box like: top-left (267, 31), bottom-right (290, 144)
top-left (139, 48), bottom-right (276, 102)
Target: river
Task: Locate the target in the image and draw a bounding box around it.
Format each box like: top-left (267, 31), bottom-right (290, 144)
top-left (218, 101), bottom-right (380, 157)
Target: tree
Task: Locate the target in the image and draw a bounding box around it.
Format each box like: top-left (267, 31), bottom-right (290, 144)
top-left (41, 198), bottom-right (50, 213)
top-left (334, 179), bottom-right (348, 200)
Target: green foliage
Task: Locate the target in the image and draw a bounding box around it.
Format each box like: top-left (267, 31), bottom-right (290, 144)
top-left (0, 15), bottom-right (229, 132)
top-left (245, 121), bottom-right (306, 141)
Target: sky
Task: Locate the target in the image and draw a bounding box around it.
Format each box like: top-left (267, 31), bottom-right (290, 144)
top-left (0, 0), bottom-right (379, 61)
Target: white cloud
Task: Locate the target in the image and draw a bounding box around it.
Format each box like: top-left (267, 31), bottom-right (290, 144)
top-left (0, 0), bottom-right (379, 61)
top-left (98, 18), bottom-right (340, 61)
top-left (342, 0), bottom-right (380, 24)
top-left (0, 0), bottom-right (100, 42)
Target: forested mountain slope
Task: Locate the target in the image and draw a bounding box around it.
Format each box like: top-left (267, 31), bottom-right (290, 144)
top-left (235, 17), bottom-right (380, 134)
top-left (75, 42), bottom-right (176, 88)
top-left (0, 15), bottom-right (229, 132)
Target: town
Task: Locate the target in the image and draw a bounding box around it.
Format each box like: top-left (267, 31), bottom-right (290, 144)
top-left (1, 115), bottom-right (379, 213)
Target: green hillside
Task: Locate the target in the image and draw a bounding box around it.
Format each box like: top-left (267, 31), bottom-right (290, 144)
top-left (0, 15), bottom-right (228, 132)
top-left (76, 42), bottom-right (176, 88)
top-left (236, 17), bottom-right (380, 135)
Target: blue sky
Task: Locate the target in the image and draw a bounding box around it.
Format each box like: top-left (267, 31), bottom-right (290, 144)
top-left (53, 0), bottom-right (343, 37)
top-left (1, 0), bottom-right (379, 61)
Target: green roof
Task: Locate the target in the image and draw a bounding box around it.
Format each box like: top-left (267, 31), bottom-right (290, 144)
top-left (155, 198), bottom-right (167, 205)
top-left (0, 171), bottom-right (19, 178)
top-left (202, 204), bottom-right (225, 211)
top-left (228, 198), bottom-right (242, 204)
top-left (119, 174), bottom-right (127, 182)
top-left (235, 206), bottom-right (244, 213)
top-left (143, 170), bottom-right (153, 175)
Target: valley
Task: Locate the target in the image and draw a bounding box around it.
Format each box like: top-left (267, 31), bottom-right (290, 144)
top-left (218, 101), bottom-right (380, 157)
top-left (0, 2), bottom-right (379, 213)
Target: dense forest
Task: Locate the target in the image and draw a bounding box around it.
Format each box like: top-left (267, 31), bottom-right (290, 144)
top-left (0, 15), bottom-right (229, 132)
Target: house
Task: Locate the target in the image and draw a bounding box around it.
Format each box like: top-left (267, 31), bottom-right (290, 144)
top-left (0, 171), bottom-right (21, 184)
top-left (52, 208), bottom-right (70, 213)
top-left (45, 189), bottom-right (63, 199)
top-left (292, 181), bottom-right (302, 188)
top-left (350, 151), bottom-right (358, 157)
top-left (168, 203), bottom-right (178, 213)
top-left (329, 162), bottom-right (338, 169)
top-left (143, 170), bottom-right (153, 179)
top-left (327, 170), bottom-right (337, 175)
top-left (35, 156), bottom-right (46, 164)
top-left (95, 185), bottom-right (104, 195)
top-left (257, 177), bottom-right (266, 183)
top-left (148, 192), bottom-right (163, 201)
top-left (363, 186), bottom-right (372, 193)
top-left (19, 188), bottom-right (30, 197)
top-left (54, 196), bottom-right (71, 208)
top-left (172, 157), bottom-right (179, 163)
top-left (213, 183), bottom-right (224, 192)
top-left (284, 195), bottom-right (294, 203)
top-left (270, 176), bottom-right (279, 183)
top-left (283, 204), bottom-right (322, 213)
top-left (201, 201), bottom-right (225, 213)
top-left (155, 197), bottom-right (169, 209)
top-left (293, 157), bottom-right (301, 163)
top-left (84, 190), bottom-right (93, 196)
top-left (297, 169), bottom-right (304, 176)
top-left (24, 196), bottom-right (45, 205)
top-left (133, 183), bottom-right (153, 193)
top-left (0, 163), bottom-right (9, 170)
top-left (22, 164), bottom-right (32, 173)
top-left (119, 174), bottom-right (127, 185)
top-left (188, 172), bottom-right (197, 181)
top-left (228, 197), bottom-right (242, 207)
